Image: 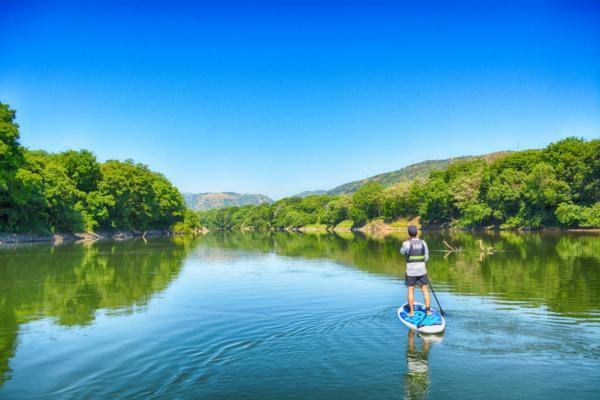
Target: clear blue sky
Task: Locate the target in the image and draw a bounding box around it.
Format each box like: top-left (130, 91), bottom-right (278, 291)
top-left (1, 0), bottom-right (599, 199)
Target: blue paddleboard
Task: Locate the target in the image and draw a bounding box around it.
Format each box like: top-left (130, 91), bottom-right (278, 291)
top-left (397, 302), bottom-right (446, 334)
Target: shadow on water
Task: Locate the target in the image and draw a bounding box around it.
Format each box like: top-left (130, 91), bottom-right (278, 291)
top-left (0, 237), bottom-right (197, 385)
top-left (194, 230), bottom-right (600, 320)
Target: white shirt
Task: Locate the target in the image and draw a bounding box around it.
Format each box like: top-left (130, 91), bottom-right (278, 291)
top-left (400, 238), bottom-right (429, 276)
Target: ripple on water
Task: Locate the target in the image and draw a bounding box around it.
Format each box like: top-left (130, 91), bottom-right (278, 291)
top-left (2, 235), bottom-right (600, 400)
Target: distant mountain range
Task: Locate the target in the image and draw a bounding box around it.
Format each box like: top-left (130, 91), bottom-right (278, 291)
top-left (189, 152), bottom-right (511, 210)
top-left (184, 192), bottom-right (273, 211)
top-left (294, 151), bottom-right (511, 196)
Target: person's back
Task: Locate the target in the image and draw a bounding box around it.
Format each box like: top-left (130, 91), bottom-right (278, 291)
top-left (401, 237), bottom-right (428, 277)
top-left (400, 225), bottom-right (431, 316)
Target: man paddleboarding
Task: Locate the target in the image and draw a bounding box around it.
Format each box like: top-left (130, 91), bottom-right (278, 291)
top-left (400, 225), bottom-right (431, 316)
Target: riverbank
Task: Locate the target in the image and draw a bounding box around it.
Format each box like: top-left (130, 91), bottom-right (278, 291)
top-left (0, 229), bottom-right (209, 245)
top-left (4, 223), bottom-right (597, 245)
top-left (296, 217), bottom-right (600, 234)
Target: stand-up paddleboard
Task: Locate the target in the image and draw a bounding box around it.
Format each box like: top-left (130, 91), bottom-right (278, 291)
top-left (397, 302), bottom-right (446, 334)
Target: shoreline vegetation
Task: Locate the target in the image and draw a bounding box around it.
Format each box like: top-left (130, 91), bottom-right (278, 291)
top-left (1, 102), bottom-right (204, 241)
top-left (0, 229), bottom-right (209, 245)
top-left (1, 101), bottom-right (599, 245)
top-left (197, 138), bottom-right (599, 233)
top-left (2, 223), bottom-right (598, 246)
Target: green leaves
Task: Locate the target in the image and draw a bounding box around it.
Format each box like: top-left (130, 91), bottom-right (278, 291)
top-left (1, 100), bottom-right (598, 233)
top-left (94, 160), bottom-right (186, 231)
top-left (0, 103), bottom-right (23, 189)
top-left (55, 150), bottom-right (101, 193)
top-left (556, 202), bottom-right (600, 228)
top-left (351, 182), bottom-right (385, 220)
top-left (0, 102), bottom-right (186, 234)
top-left (198, 137), bottom-right (599, 231)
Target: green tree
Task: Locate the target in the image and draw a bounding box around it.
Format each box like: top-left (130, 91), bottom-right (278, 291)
top-left (419, 173), bottom-right (454, 223)
top-left (484, 168), bottom-right (527, 223)
top-left (351, 182), bottom-right (385, 220)
top-left (33, 152), bottom-right (84, 231)
top-left (521, 163), bottom-right (570, 227)
top-left (0, 104), bottom-right (23, 178)
top-left (542, 137), bottom-right (599, 204)
top-left (55, 150), bottom-right (101, 193)
top-left (0, 103), bottom-right (26, 231)
top-left (322, 197), bottom-right (352, 227)
top-left (382, 183), bottom-right (412, 220)
top-left (94, 160), bottom-right (185, 231)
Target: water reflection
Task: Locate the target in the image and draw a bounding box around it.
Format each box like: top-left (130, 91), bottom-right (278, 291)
top-left (0, 237), bottom-right (196, 385)
top-left (404, 331), bottom-right (432, 400)
top-left (0, 232), bottom-right (598, 398)
top-left (194, 231), bottom-right (600, 320)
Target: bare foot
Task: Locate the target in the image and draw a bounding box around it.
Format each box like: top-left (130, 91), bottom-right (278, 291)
top-left (408, 312), bottom-right (414, 317)
top-left (427, 311), bottom-right (432, 316)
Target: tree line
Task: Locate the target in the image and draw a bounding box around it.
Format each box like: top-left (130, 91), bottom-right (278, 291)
top-left (0, 102), bottom-right (200, 234)
top-left (2, 101), bottom-right (598, 233)
top-left (198, 137), bottom-right (599, 230)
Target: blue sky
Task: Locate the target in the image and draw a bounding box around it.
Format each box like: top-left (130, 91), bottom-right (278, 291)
top-left (1, 0), bottom-right (599, 199)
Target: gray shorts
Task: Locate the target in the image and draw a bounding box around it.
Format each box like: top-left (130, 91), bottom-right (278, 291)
top-left (405, 274), bottom-right (429, 287)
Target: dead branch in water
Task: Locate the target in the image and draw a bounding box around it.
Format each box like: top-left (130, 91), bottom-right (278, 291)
top-left (443, 240), bottom-right (455, 251)
top-left (478, 239), bottom-right (494, 261)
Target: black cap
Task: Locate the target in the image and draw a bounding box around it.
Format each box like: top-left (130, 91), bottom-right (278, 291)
top-left (407, 225), bottom-right (418, 236)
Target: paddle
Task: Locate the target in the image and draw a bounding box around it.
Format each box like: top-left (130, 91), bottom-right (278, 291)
top-left (428, 280), bottom-right (446, 317)
top-left (414, 280), bottom-right (446, 328)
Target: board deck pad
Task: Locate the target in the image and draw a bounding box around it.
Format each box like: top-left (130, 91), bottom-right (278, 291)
top-left (397, 303), bottom-right (446, 334)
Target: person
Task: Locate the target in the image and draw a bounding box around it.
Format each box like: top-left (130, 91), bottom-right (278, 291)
top-left (400, 225), bottom-right (430, 316)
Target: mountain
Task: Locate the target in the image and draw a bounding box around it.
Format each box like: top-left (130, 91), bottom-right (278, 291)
top-left (292, 190), bottom-right (328, 198)
top-left (191, 153), bottom-right (512, 207)
top-left (184, 192), bottom-right (273, 211)
top-left (324, 151), bottom-right (511, 196)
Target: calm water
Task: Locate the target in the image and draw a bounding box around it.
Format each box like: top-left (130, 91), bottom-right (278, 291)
top-left (0, 232), bottom-right (599, 399)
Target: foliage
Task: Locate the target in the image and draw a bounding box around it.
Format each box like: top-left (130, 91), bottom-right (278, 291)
top-left (90, 160), bottom-right (186, 231)
top-left (328, 156), bottom-right (476, 195)
top-left (556, 202), bottom-right (600, 228)
top-left (1, 102), bottom-right (597, 232)
top-left (173, 209), bottom-right (202, 233)
top-left (0, 102), bottom-right (187, 234)
top-left (198, 137), bottom-right (599, 230)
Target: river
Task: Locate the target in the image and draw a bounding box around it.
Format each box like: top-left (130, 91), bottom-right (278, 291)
top-left (0, 231), bottom-right (598, 399)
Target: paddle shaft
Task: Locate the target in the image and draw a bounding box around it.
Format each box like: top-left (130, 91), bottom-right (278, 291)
top-left (428, 280), bottom-right (446, 316)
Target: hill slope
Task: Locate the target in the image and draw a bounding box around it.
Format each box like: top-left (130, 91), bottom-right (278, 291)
top-left (327, 152), bottom-right (511, 195)
top-left (292, 190), bottom-right (328, 198)
top-left (184, 192), bottom-right (273, 211)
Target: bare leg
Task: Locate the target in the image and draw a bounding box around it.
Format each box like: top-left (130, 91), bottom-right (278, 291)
top-left (422, 284), bottom-right (431, 315)
top-left (408, 286), bottom-right (415, 316)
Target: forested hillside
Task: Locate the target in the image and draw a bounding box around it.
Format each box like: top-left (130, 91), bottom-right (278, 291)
top-left (302, 152), bottom-right (510, 196)
top-left (328, 158), bottom-right (468, 195)
top-left (198, 138), bottom-right (600, 230)
top-left (0, 103), bottom-right (199, 234)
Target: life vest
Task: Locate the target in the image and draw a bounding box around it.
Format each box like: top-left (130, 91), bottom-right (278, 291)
top-left (406, 238), bottom-right (425, 263)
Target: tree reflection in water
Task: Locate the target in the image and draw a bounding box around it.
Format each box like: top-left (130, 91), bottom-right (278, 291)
top-left (0, 237), bottom-right (196, 385)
